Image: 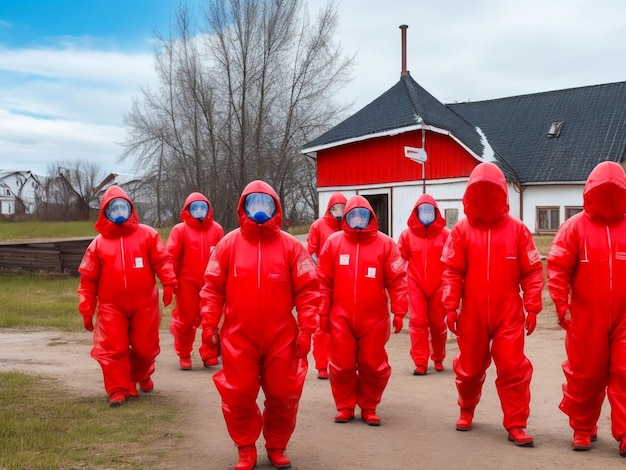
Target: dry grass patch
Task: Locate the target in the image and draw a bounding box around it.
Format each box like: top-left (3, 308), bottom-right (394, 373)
top-left (0, 372), bottom-right (183, 470)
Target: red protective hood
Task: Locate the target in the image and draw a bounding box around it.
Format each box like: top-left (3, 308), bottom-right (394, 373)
top-left (237, 180), bottom-right (283, 242)
top-left (462, 162), bottom-right (509, 228)
top-left (407, 193), bottom-right (446, 237)
top-left (179, 192), bottom-right (214, 230)
top-left (583, 161), bottom-right (626, 226)
top-left (94, 185), bottom-right (139, 239)
top-left (341, 195), bottom-right (378, 242)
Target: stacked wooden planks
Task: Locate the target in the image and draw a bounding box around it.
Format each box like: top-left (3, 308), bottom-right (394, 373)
top-left (0, 237), bottom-right (93, 275)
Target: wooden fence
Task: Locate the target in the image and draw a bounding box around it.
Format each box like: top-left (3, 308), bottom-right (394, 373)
top-left (0, 237), bottom-right (93, 276)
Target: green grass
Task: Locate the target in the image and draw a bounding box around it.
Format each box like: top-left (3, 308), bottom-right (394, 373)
top-left (0, 272), bottom-right (174, 332)
top-left (0, 372), bottom-right (181, 470)
top-left (0, 219), bottom-right (172, 242)
top-left (0, 220), bottom-right (96, 240)
top-left (534, 235), bottom-right (554, 257)
top-left (0, 273), bottom-right (82, 331)
top-left (286, 224), bottom-right (310, 236)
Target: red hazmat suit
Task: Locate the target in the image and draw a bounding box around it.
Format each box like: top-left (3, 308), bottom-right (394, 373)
top-left (547, 161), bottom-right (626, 446)
top-left (397, 194), bottom-right (450, 372)
top-left (166, 192), bottom-right (224, 366)
top-left (307, 192), bottom-right (347, 374)
top-left (77, 185), bottom-right (177, 402)
top-left (317, 195), bottom-right (408, 416)
top-left (441, 162), bottom-right (543, 431)
top-left (199, 180), bottom-right (320, 453)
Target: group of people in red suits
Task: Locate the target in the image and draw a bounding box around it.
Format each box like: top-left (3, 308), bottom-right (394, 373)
top-left (77, 160), bottom-right (626, 468)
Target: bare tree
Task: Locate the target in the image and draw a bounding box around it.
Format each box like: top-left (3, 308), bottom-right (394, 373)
top-left (35, 160), bottom-right (105, 221)
top-left (121, 0), bottom-right (353, 230)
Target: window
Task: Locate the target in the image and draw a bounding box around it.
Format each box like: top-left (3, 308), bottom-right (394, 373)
top-left (548, 121), bottom-right (564, 138)
top-left (537, 207), bottom-right (560, 231)
top-left (444, 208), bottom-right (458, 229)
top-left (4, 188), bottom-right (9, 196)
top-left (565, 206), bottom-right (583, 220)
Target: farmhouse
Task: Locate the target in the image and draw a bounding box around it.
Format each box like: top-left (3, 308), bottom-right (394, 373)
top-left (0, 170), bottom-right (41, 217)
top-left (301, 26), bottom-right (626, 239)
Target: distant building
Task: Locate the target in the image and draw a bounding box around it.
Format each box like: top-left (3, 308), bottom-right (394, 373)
top-left (0, 170), bottom-right (42, 216)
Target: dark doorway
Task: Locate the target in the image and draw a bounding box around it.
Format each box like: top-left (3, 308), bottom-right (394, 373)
top-left (362, 194), bottom-right (389, 235)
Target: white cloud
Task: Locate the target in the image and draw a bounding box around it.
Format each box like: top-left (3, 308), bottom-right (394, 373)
top-left (0, 46), bottom-right (155, 174)
top-left (0, 108), bottom-right (128, 175)
top-left (328, 0), bottom-right (626, 108)
top-left (0, 47), bottom-right (155, 85)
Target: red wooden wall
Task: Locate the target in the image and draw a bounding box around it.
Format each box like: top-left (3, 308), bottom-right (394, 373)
top-left (316, 130), bottom-right (478, 187)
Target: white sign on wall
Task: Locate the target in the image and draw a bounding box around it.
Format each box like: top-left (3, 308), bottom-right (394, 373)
top-left (404, 146), bottom-right (427, 163)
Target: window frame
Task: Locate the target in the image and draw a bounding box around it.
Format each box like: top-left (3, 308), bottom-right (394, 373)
top-left (564, 206), bottom-right (583, 220)
top-left (536, 206), bottom-right (560, 233)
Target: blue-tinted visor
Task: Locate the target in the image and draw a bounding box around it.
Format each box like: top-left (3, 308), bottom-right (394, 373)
top-left (345, 207), bottom-right (370, 229)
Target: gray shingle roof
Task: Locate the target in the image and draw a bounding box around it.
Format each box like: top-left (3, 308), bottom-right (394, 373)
top-left (302, 74), bottom-right (486, 158)
top-left (449, 82), bottom-right (626, 182)
top-left (303, 74), bottom-right (626, 184)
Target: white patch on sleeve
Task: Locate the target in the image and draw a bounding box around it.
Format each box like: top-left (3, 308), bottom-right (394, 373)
top-left (391, 256), bottom-right (406, 273)
top-left (297, 258), bottom-right (315, 277)
top-left (548, 244), bottom-right (567, 258)
top-left (527, 248), bottom-right (541, 265)
top-left (206, 258), bottom-right (221, 277)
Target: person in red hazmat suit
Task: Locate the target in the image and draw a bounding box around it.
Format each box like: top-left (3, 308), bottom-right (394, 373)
top-left (397, 193), bottom-right (450, 375)
top-left (199, 180), bottom-right (320, 470)
top-left (441, 162), bottom-right (543, 447)
top-left (166, 192), bottom-right (224, 370)
top-left (316, 195), bottom-right (408, 426)
top-left (306, 191), bottom-right (347, 379)
top-left (547, 161), bottom-right (626, 456)
top-left (77, 185), bottom-right (178, 408)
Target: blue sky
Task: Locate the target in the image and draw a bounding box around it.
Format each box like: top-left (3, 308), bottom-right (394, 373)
top-left (0, 0), bottom-right (196, 175)
top-left (2, 0), bottom-right (626, 176)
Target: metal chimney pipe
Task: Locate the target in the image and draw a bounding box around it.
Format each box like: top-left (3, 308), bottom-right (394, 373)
top-left (399, 25), bottom-right (409, 76)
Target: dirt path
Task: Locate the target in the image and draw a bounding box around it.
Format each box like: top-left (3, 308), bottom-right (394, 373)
top-left (0, 309), bottom-right (621, 469)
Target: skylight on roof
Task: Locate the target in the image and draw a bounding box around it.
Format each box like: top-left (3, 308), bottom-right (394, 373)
top-left (548, 121), bottom-right (564, 138)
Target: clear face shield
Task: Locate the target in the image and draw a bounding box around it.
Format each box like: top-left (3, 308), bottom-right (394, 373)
top-left (330, 203), bottom-right (345, 221)
top-left (189, 200), bottom-right (209, 221)
top-left (345, 207), bottom-right (371, 229)
top-left (105, 198), bottom-right (131, 224)
top-left (244, 192), bottom-right (276, 224)
top-left (417, 203), bottom-right (436, 226)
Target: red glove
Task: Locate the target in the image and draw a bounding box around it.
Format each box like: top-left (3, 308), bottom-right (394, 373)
top-left (558, 310), bottom-right (571, 331)
top-left (296, 332), bottom-right (311, 358)
top-left (162, 285), bottom-right (174, 307)
top-left (319, 315), bottom-right (330, 334)
top-left (392, 314), bottom-right (404, 334)
top-left (446, 310), bottom-right (458, 336)
top-left (83, 315), bottom-right (94, 332)
top-left (207, 327), bottom-right (221, 357)
top-left (208, 327), bottom-right (219, 345)
top-left (525, 311), bottom-right (538, 336)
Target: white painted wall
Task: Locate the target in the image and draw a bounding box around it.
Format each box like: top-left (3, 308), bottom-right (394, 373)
top-left (521, 184), bottom-right (584, 232)
top-left (0, 172), bottom-right (40, 215)
top-left (318, 181), bottom-right (586, 240)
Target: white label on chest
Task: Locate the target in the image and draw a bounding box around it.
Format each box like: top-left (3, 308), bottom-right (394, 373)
top-left (134, 257), bottom-right (144, 268)
top-left (366, 267), bottom-right (376, 278)
top-left (339, 254), bottom-right (350, 265)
